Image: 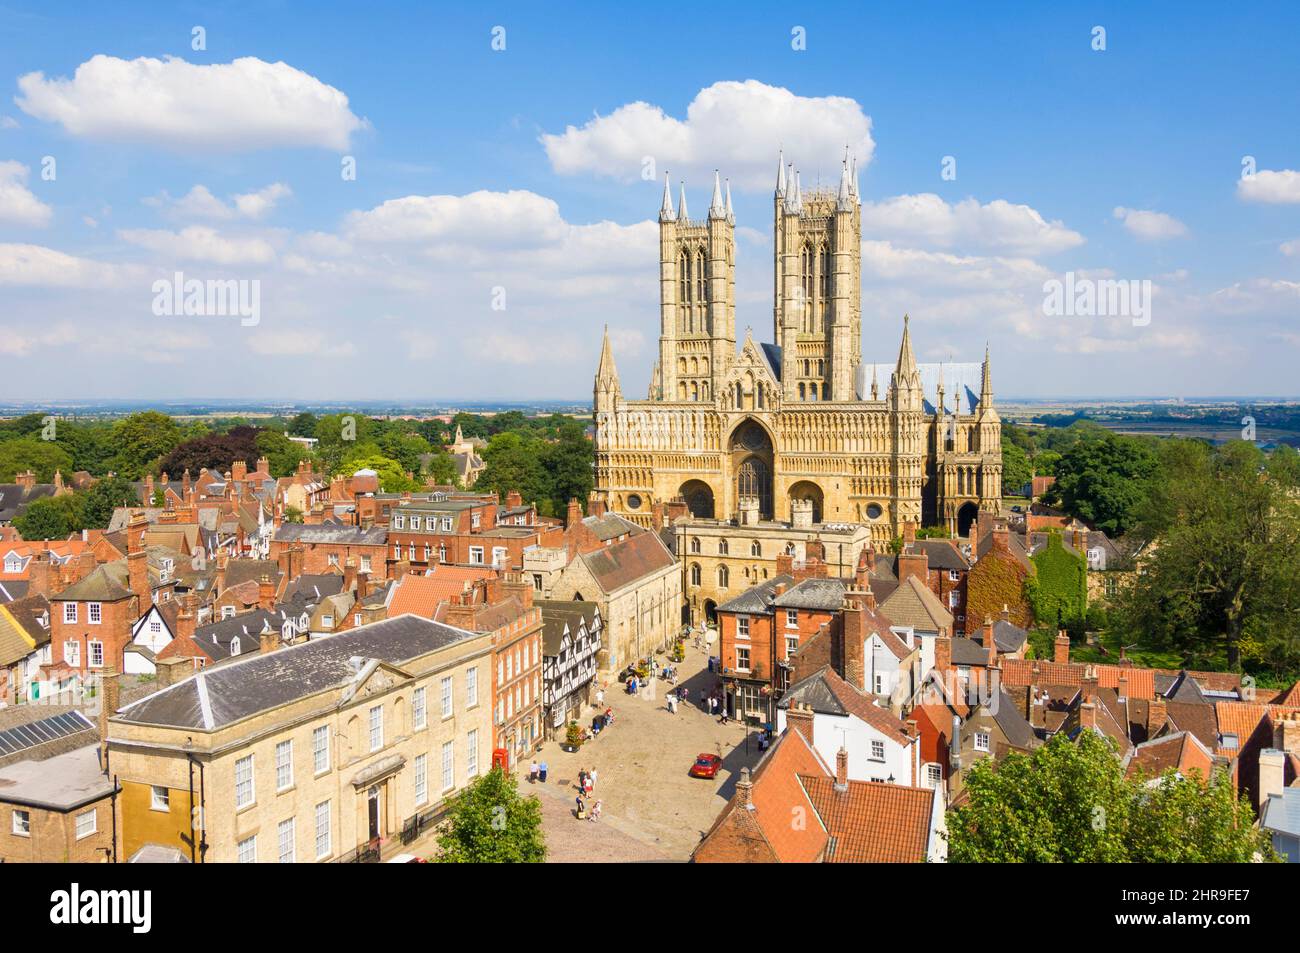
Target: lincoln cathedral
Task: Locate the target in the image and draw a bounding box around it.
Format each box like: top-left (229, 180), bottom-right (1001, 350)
top-left (592, 152), bottom-right (1002, 544)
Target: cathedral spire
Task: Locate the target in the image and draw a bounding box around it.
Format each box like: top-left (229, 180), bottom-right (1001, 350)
top-left (677, 181), bottom-right (689, 221)
top-left (596, 324), bottom-right (620, 384)
top-left (895, 314), bottom-right (918, 377)
top-left (659, 172), bottom-right (675, 222)
top-left (776, 150), bottom-right (787, 195)
top-left (709, 169), bottom-right (726, 219)
top-left (724, 178), bottom-right (734, 224)
top-left (850, 155), bottom-right (859, 197)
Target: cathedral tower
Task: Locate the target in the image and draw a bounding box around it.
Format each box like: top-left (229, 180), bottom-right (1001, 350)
top-left (773, 152), bottom-right (862, 402)
top-left (654, 172), bottom-right (736, 403)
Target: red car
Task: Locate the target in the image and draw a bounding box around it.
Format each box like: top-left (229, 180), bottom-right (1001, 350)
top-left (689, 753), bottom-right (723, 779)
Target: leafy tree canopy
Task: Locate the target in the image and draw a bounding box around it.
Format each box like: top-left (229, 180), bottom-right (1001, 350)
top-left (434, 767), bottom-right (545, 863)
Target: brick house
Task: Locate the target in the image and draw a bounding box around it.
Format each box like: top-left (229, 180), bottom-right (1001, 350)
top-left (270, 523), bottom-right (389, 580)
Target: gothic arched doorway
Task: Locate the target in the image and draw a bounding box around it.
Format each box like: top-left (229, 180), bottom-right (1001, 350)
top-left (956, 502), bottom-right (979, 538)
top-left (729, 419), bottom-right (774, 520)
top-left (679, 480), bottom-right (715, 519)
top-left (788, 480), bottom-right (824, 523)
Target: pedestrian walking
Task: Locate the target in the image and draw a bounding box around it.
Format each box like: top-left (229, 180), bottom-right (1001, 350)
top-left (596, 688), bottom-right (604, 705)
top-left (539, 760), bottom-right (549, 783)
top-left (577, 768), bottom-right (587, 796)
top-left (589, 799), bottom-right (603, 822)
top-left (583, 773), bottom-right (594, 798)
top-left (528, 760), bottom-right (538, 783)
top-left (589, 768), bottom-right (598, 793)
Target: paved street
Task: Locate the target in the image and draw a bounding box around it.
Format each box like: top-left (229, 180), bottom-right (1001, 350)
top-left (518, 637), bottom-right (766, 862)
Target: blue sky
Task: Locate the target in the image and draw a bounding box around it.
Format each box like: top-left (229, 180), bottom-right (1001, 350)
top-left (1, 1), bottom-right (1297, 401)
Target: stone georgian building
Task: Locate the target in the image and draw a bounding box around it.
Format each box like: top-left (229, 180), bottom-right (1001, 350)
top-left (107, 615), bottom-right (494, 863)
top-left (592, 154), bottom-right (1003, 545)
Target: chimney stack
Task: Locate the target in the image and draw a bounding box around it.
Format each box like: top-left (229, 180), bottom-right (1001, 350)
top-left (897, 547), bottom-right (928, 586)
top-left (446, 593), bottom-right (477, 631)
top-left (834, 747), bottom-right (849, 792)
top-left (506, 490), bottom-right (522, 509)
top-left (1148, 696), bottom-right (1168, 736)
top-left (1079, 700), bottom-right (1097, 731)
top-left (903, 521), bottom-right (916, 544)
top-left (258, 574), bottom-right (276, 612)
top-left (841, 597), bottom-right (865, 690)
top-left (737, 766), bottom-right (755, 811)
top-left (1258, 748), bottom-right (1286, 811)
top-left (786, 702), bottom-right (814, 745)
top-left (259, 628), bottom-right (277, 654)
top-left (935, 634), bottom-right (952, 675)
top-left (126, 512), bottom-right (152, 614)
top-left (566, 498), bottom-right (582, 529)
top-left (1054, 629), bottom-right (1071, 665)
top-left (651, 500), bottom-right (665, 532)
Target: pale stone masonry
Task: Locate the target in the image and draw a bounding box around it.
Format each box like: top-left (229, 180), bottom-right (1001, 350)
top-left (593, 155), bottom-right (1002, 543)
top-left (107, 614), bottom-right (493, 862)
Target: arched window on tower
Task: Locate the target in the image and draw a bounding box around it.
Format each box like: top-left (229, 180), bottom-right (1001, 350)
top-left (690, 563), bottom-right (701, 587)
top-left (696, 250), bottom-right (707, 304)
top-left (717, 565), bottom-right (729, 589)
top-left (820, 244), bottom-right (831, 306)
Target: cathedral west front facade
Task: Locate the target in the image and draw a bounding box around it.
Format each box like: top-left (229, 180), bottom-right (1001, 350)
top-left (592, 153), bottom-right (1002, 546)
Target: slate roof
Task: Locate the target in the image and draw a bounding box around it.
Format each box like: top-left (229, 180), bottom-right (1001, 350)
top-left (118, 614), bottom-right (480, 731)
top-left (1261, 786), bottom-right (1300, 838)
top-left (273, 523), bottom-right (388, 546)
top-left (773, 577), bottom-right (848, 611)
top-left (581, 513), bottom-right (641, 542)
top-left (52, 563), bottom-right (135, 602)
top-left (950, 636), bottom-right (991, 666)
top-left (777, 665), bottom-right (913, 746)
top-left (0, 483), bottom-right (56, 524)
top-left (912, 539), bottom-right (970, 571)
top-left (991, 619), bottom-right (1028, 653)
top-left (716, 574), bottom-right (794, 615)
top-left (985, 687), bottom-right (1037, 749)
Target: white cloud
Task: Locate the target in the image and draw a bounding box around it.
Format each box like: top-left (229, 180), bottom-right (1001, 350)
top-left (0, 116), bottom-right (18, 130)
top-left (859, 194), bottom-right (1084, 256)
top-left (1237, 169), bottom-right (1300, 204)
top-left (147, 183), bottom-right (292, 221)
top-left (117, 226), bottom-right (276, 265)
top-left (540, 80), bottom-right (873, 190)
top-left (1281, 239), bottom-right (1300, 257)
top-left (0, 242), bottom-right (131, 287)
top-left (0, 322), bottom-right (79, 356)
top-left (468, 329), bottom-right (582, 366)
top-left (1113, 206), bottom-right (1188, 240)
top-left (16, 55), bottom-right (367, 151)
top-left (0, 161), bottom-right (52, 227)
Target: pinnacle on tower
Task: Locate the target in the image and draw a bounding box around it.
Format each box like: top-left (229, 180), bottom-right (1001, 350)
top-left (677, 181), bottom-right (689, 221)
top-left (659, 172), bottom-right (675, 222)
top-left (871, 363), bottom-right (879, 400)
top-left (785, 168), bottom-right (803, 214)
top-left (776, 149), bottom-right (787, 195)
top-left (837, 157), bottom-right (853, 211)
top-left (709, 169), bottom-right (726, 219)
top-left (980, 341), bottom-right (994, 409)
top-left (896, 314), bottom-right (918, 377)
top-left (596, 324), bottom-right (620, 384)
top-left (851, 155), bottom-right (859, 197)
top-left (724, 178), bottom-right (734, 224)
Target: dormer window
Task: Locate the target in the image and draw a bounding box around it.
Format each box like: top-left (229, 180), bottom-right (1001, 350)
top-left (230, 637), bottom-right (241, 656)
top-left (1220, 733), bottom-right (1239, 750)
top-left (3, 554), bottom-right (21, 573)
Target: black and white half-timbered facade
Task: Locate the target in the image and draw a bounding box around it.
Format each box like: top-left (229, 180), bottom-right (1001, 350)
top-left (538, 600), bottom-right (603, 737)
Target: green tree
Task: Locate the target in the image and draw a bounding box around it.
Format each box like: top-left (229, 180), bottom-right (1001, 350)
top-left (340, 453), bottom-right (421, 492)
top-left (1001, 442), bottom-right (1032, 496)
top-left (288, 412), bottom-right (319, 437)
top-left (542, 427), bottom-right (594, 516)
top-left (111, 412), bottom-right (182, 479)
top-left (79, 475), bottom-right (138, 529)
top-left (283, 506), bottom-right (304, 524)
top-left (1112, 439), bottom-right (1300, 674)
top-left (947, 732), bottom-right (1274, 863)
top-left (0, 437), bottom-right (73, 482)
top-left (434, 767), bottom-right (545, 863)
top-left (1051, 433), bottom-right (1158, 535)
top-left (13, 495), bottom-right (81, 541)
top-left (255, 429), bottom-right (302, 478)
top-left (422, 449), bottom-right (458, 486)
top-left (475, 432), bottom-right (549, 508)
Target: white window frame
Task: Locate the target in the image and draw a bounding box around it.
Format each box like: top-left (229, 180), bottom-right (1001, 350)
top-left (313, 725), bottom-right (330, 774)
top-left (64, 640), bottom-right (79, 667)
top-left (75, 807), bottom-right (97, 840)
top-left (277, 817), bottom-right (295, 863)
top-left (151, 785), bottom-right (170, 811)
top-left (235, 754), bottom-right (255, 809)
top-left (785, 609), bottom-right (798, 629)
top-left (870, 739), bottom-right (886, 762)
top-left (414, 753), bottom-right (428, 806)
top-left (736, 646), bottom-right (751, 672)
top-left (466, 667), bottom-right (478, 707)
top-left (737, 616), bottom-right (750, 640)
top-left (466, 729), bottom-right (479, 777)
top-left (441, 740), bottom-right (455, 792)
top-left (441, 676), bottom-right (453, 719)
top-left (12, 809), bottom-right (29, 836)
top-left (88, 602), bottom-right (101, 625)
top-left (369, 704), bottom-right (384, 751)
top-left (88, 640), bottom-right (104, 669)
top-left (315, 800), bottom-right (331, 860)
top-left (469, 546), bottom-right (484, 565)
top-left (974, 731), bottom-right (990, 752)
top-left (238, 834), bottom-right (257, 863)
top-left (413, 686), bottom-right (427, 730)
top-left (63, 602), bottom-right (77, 624)
top-left (275, 739), bottom-right (294, 791)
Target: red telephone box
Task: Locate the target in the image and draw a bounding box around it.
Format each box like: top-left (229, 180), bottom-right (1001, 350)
top-left (491, 748), bottom-right (509, 770)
